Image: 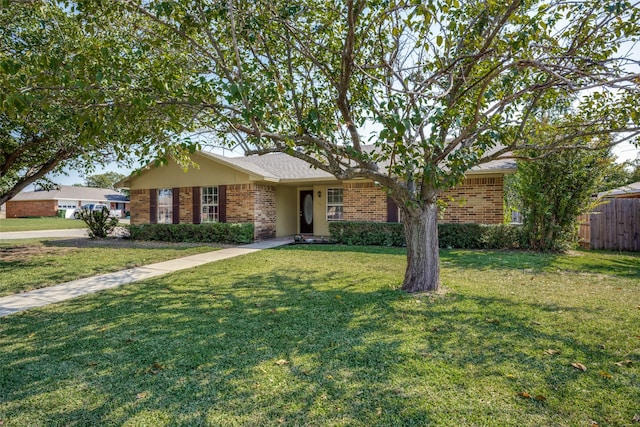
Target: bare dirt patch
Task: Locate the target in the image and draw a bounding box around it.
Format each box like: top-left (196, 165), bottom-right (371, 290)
top-left (0, 244), bottom-right (76, 262)
top-left (47, 238), bottom-right (223, 249)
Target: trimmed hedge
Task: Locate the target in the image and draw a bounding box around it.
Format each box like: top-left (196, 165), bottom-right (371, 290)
top-left (328, 222), bottom-right (405, 247)
top-left (329, 221), bottom-right (525, 249)
top-left (126, 223), bottom-right (254, 244)
top-left (439, 223), bottom-right (526, 249)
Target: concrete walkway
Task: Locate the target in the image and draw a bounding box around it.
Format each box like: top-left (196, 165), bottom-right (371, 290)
top-left (0, 237), bottom-right (292, 317)
top-left (0, 228), bottom-right (89, 240)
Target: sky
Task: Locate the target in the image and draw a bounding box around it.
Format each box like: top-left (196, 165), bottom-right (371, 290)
top-left (42, 162), bottom-right (132, 189)
top-left (613, 140), bottom-right (640, 164)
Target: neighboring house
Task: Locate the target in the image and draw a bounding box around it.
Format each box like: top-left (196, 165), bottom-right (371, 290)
top-left (5, 186), bottom-right (130, 218)
top-left (118, 151), bottom-right (515, 240)
top-left (598, 181), bottom-right (640, 199)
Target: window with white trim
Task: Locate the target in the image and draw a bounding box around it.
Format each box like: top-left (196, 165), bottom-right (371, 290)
top-left (57, 200), bottom-right (77, 209)
top-left (201, 186), bottom-right (219, 223)
top-left (157, 188), bottom-right (173, 224)
top-left (326, 187), bottom-right (344, 221)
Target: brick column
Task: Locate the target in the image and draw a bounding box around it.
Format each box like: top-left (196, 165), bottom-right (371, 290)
top-left (179, 187), bottom-right (194, 223)
top-left (226, 183), bottom-right (276, 240)
top-left (226, 184), bottom-right (255, 224)
top-left (129, 189), bottom-right (150, 225)
top-left (253, 184), bottom-right (276, 239)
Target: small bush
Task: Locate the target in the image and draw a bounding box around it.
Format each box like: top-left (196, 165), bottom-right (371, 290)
top-left (329, 221), bottom-right (525, 249)
top-left (438, 223), bottom-right (527, 249)
top-left (126, 222), bottom-right (254, 244)
top-left (481, 223), bottom-right (527, 249)
top-left (80, 207), bottom-right (119, 239)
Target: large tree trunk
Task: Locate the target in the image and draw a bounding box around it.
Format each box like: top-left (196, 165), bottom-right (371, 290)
top-left (401, 202), bottom-right (440, 292)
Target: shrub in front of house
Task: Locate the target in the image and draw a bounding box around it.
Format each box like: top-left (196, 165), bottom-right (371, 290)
top-left (329, 221), bottom-right (405, 247)
top-left (479, 223), bottom-right (527, 249)
top-left (79, 207), bottom-right (119, 239)
top-left (329, 222), bottom-right (525, 249)
top-left (437, 223), bottom-right (484, 249)
top-left (126, 223), bottom-right (254, 244)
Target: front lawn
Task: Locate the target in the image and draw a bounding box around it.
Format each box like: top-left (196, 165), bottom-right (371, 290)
top-left (0, 238), bottom-right (219, 297)
top-left (0, 217), bottom-right (87, 232)
top-left (0, 247), bottom-right (638, 426)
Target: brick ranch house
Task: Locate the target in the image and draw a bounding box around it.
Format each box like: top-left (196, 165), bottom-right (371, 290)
top-left (6, 186), bottom-right (129, 218)
top-left (119, 150), bottom-right (516, 240)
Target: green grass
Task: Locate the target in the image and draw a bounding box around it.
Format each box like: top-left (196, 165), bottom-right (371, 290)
top-left (0, 246), bottom-right (638, 426)
top-left (0, 239), bottom-right (219, 297)
top-left (0, 217), bottom-right (88, 232)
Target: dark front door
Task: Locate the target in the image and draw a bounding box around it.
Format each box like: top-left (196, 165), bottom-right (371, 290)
top-left (299, 190), bottom-right (314, 234)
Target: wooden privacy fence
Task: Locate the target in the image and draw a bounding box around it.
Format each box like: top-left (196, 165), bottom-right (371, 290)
top-left (578, 198), bottom-right (640, 251)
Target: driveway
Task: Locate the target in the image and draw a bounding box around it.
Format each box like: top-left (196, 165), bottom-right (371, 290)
top-left (0, 229), bottom-right (89, 240)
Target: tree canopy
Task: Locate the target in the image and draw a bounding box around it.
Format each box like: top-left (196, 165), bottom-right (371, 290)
top-left (82, 172), bottom-right (127, 190)
top-left (629, 160), bottom-right (640, 183)
top-left (21, 0), bottom-right (640, 291)
top-left (0, 1), bottom-right (203, 205)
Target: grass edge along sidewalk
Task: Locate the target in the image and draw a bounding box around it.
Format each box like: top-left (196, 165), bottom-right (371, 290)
top-left (0, 238), bottom-right (223, 297)
top-left (0, 238), bottom-right (291, 317)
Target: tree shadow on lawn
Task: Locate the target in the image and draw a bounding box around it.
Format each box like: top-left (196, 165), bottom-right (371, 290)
top-left (440, 249), bottom-right (640, 279)
top-left (0, 240), bottom-right (220, 296)
top-left (0, 252), bottom-right (142, 298)
top-left (0, 239), bottom-right (213, 277)
top-left (285, 244), bottom-right (640, 279)
top-left (1, 256), bottom-right (637, 426)
top-left (0, 255), bottom-right (90, 297)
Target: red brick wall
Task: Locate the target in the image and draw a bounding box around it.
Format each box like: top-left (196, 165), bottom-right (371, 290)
top-left (226, 184), bottom-right (255, 224)
top-left (226, 183), bottom-right (276, 239)
top-left (343, 182), bottom-right (387, 222)
top-left (6, 200), bottom-right (57, 218)
top-left (131, 185), bottom-right (270, 239)
top-left (128, 176), bottom-right (504, 238)
top-left (440, 176), bottom-right (504, 224)
top-left (179, 187), bottom-right (194, 223)
top-left (340, 177), bottom-right (504, 225)
top-left (130, 189), bottom-right (150, 225)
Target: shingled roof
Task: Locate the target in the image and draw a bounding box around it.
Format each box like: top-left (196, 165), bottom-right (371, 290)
top-left (200, 149), bottom-right (516, 182)
top-left (598, 181), bottom-right (640, 198)
top-left (224, 152), bottom-right (336, 182)
top-left (10, 186), bottom-right (127, 202)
